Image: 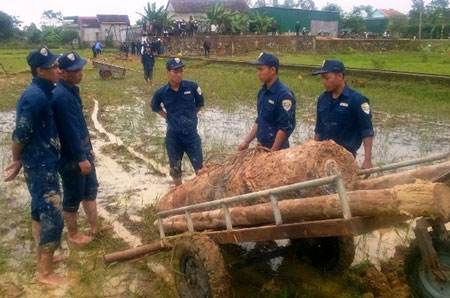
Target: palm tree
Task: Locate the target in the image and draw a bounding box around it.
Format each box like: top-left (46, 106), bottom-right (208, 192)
top-left (230, 12), bottom-right (249, 34)
top-left (249, 11), bottom-right (274, 35)
top-left (138, 2), bottom-right (173, 30)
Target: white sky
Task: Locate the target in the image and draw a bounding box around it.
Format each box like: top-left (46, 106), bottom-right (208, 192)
top-left (2, 0), bottom-right (422, 28)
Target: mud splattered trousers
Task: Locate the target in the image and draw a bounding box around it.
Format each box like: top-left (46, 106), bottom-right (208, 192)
top-left (59, 157), bottom-right (99, 213)
top-left (165, 129), bottom-right (203, 178)
top-left (24, 166), bottom-right (63, 249)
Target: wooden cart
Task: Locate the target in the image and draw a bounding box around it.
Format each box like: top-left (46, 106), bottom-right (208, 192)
top-left (92, 60), bottom-right (126, 80)
top-left (105, 153), bottom-right (450, 298)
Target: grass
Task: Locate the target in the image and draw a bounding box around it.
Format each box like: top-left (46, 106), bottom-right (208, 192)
top-left (1, 47), bottom-right (450, 120)
top-left (219, 47), bottom-right (450, 75)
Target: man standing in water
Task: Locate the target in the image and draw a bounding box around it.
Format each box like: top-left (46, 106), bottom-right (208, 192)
top-left (151, 58), bottom-right (204, 186)
top-left (4, 47), bottom-right (66, 286)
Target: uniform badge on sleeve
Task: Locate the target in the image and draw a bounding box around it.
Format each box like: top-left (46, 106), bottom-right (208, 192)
top-left (197, 86), bottom-right (202, 95)
top-left (361, 102), bottom-right (370, 114)
top-left (282, 99), bottom-right (292, 111)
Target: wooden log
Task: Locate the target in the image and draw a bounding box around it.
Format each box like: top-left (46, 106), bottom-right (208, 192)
top-left (103, 241), bottom-right (169, 263)
top-left (357, 160), bottom-right (450, 190)
top-left (156, 182), bottom-right (450, 233)
top-left (157, 140), bottom-right (359, 211)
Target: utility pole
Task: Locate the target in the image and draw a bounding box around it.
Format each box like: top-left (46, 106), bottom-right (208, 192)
top-left (419, 8), bottom-right (422, 39)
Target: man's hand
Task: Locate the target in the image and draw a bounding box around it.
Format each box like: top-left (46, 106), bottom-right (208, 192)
top-left (78, 160), bottom-right (92, 176)
top-left (361, 159), bottom-right (373, 178)
top-left (237, 141), bottom-right (249, 152)
top-left (4, 160), bottom-right (22, 182)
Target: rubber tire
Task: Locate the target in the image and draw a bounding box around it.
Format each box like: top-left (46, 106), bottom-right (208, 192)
top-left (404, 240), bottom-right (450, 298)
top-left (99, 69), bottom-right (112, 80)
top-left (172, 234), bottom-right (231, 298)
top-left (290, 236), bottom-right (355, 272)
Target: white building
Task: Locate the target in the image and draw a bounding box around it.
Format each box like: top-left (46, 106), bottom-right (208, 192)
top-left (63, 15), bottom-right (130, 46)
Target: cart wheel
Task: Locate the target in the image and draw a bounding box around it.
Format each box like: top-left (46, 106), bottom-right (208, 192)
top-left (99, 69), bottom-right (112, 80)
top-left (290, 236), bottom-right (355, 272)
top-left (172, 234), bottom-right (231, 298)
top-left (404, 240), bottom-right (450, 298)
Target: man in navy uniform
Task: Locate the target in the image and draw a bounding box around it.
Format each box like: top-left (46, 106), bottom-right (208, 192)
top-left (141, 45), bottom-right (155, 85)
top-left (312, 59), bottom-right (374, 169)
top-left (151, 58), bottom-right (204, 186)
top-left (52, 51), bottom-right (100, 244)
top-left (4, 47), bottom-right (66, 286)
top-left (238, 53), bottom-right (296, 151)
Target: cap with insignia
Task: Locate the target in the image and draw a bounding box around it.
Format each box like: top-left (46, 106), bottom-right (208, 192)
top-left (166, 57), bottom-right (185, 70)
top-left (58, 51), bottom-right (87, 71)
top-left (249, 52), bottom-right (279, 69)
top-left (27, 47), bottom-right (60, 69)
top-left (312, 59), bottom-right (346, 75)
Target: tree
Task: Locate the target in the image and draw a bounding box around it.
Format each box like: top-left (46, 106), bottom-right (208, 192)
top-left (351, 5), bottom-right (374, 18)
top-left (388, 14), bottom-right (409, 37)
top-left (230, 12), bottom-right (249, 34)
top-left (340, 12), bottom-right (366, 34)
top-left (24, 23), bottom-right (41, 44)
top-left (321, 3), bottom-right (342, 13)
top-left (0, 11), bottom-right (14, 40)
top-left (40, 26), bottom-right (61, 44)
top-left (249, 11), bottom-right (274, 34)
top-left (297, 0), bottom-right (316, 10)
top-left (41, 10), bottom-right (64, 27)
top-left (138, 2), bottom-right (173, 30)
top-left (59, 29), bottom-right (78, 44)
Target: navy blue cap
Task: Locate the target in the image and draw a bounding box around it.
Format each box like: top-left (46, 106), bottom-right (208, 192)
top-left (249, 52), bottom-right (279, 68)
top-left (166, 57), bottom-right (185, 70)
top-left (58, 51), bottom-right (87, 71)
top-left (27, 47), bottom-right (60, 69)
top-left (312, 59), bottom-right (346, 75)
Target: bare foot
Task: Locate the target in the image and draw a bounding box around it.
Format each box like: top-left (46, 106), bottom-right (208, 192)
top-left (37, 272), bottom-right (67, 287)
top-left (91, 223), bottom-right (113, 237)
top-left (67, 232), bottom-right (93, 244)
top-left (52, 254), bottom-right (67, 263)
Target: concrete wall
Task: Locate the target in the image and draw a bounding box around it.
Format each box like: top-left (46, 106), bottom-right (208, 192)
top-left (165, 35), bottom-right (315, 56)
top-left (165, 35), bottom-right (421, 56)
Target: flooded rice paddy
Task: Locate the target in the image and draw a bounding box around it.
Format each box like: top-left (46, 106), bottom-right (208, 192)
top-left (0, 64), bottom-right (449, 297)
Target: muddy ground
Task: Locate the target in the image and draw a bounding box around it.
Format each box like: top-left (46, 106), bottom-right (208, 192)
top-left (1, 55), bottom-right (449, 297)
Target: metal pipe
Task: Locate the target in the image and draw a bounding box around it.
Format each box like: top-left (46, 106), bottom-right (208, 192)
top-left (223, 204), bottom-right (233, 230)
top-left (358, 152), bottom-right (450, 176)
top-left (158, 217), bottom-right (166, 238)
top-left (157, 175), bottom-right (338, 218)
top-left (335, 177), bottom-right (352, 219)
top-left (270, 195), bottom-right (283, 225)
top-left (185, 211), bottom-right (194, 232)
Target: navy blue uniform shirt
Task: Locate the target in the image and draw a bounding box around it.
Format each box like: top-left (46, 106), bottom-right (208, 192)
top-left (255, 78), bottom-right (296, 148)
top-left (151, 80), bottom-right (204, 134)
top-left (52, 79), bottom-right (92, 162)
top-left (141, 52), bottom-right (155, 69)
top-left (12, 77), bottom-right (59, 169)
top-left (315, 85), bottom-right (374, 156)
